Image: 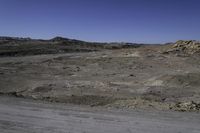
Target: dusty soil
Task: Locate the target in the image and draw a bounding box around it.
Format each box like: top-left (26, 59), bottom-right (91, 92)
top-left (1, 96), bottom-right (200, 133)
top-left (0, 38), bottom-right (200, 112)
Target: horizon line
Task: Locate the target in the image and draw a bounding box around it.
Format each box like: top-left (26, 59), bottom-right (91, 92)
top-left (0, 35), bottom-right (198, 44)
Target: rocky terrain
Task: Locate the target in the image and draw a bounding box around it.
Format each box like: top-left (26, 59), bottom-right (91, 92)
top-left (0, 37), bottom-right (200, 112)
top-left (164, 40), bottom-right (200, 55)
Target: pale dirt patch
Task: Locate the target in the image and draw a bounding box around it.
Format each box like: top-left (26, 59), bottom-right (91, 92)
top-left (120, 51), bottom-right (140, 57)
top-left (144, 77), bottom-right (164, 86)
top-left (110, 81), bottom-right (135, 86)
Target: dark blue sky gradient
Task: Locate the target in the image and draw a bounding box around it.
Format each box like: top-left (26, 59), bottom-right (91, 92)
top-left (0, 0), bottom-right (200, 43)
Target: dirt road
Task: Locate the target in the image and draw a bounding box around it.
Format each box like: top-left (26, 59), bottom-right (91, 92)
top-left (0, 96), bottom-right (199, 133)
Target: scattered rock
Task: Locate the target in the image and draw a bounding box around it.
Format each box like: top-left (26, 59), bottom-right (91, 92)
top-left (129, 74), bottom-right (135, 77)
top-left (164, 40), bottom-right (200, 55)
top-left (173, 101), bottom-right (200, 112)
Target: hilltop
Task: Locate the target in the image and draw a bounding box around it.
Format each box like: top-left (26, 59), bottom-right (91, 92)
top-left (0, 36), bottom-right (143, 57)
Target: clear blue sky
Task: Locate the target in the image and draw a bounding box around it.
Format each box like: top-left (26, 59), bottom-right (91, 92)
top-left (0, 0), bottom-right (199, 43)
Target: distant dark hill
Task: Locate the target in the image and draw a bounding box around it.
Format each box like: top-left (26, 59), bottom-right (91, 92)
top-left (0, 36), bottom-right (143, 57)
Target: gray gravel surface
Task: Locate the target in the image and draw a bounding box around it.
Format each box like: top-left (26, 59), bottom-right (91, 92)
top-left (0, 96), bottom-right (200, 133)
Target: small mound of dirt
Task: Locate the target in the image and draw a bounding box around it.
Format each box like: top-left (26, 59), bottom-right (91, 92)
top-left (106, 98), bottom-right (170, 110)
top-left (33, 86), bottom-right (53, 93)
